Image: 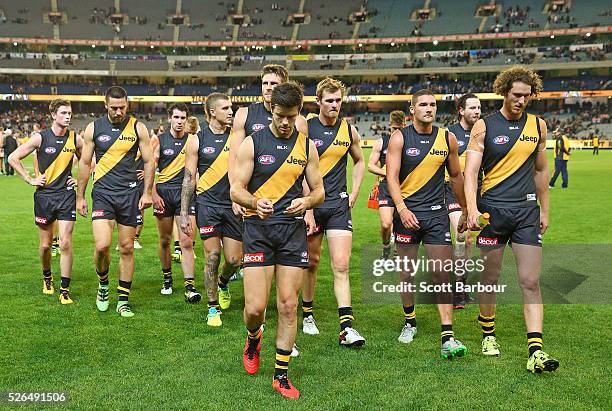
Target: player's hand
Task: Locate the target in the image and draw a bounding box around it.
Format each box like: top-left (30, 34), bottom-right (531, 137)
top-left (76, 197), bottom-right (88, 217)
top-left (67, 177), bottom-right (76, 188)
top-left (232, 202), bottom-right (246, 216)
top-left (139, 192), bottom-right (153, 210)
top-left (348, 192), bottom-right (357, 209)
top-left (179, 214), bottom-right (193, 236)
top-left (136, 169), bottom-right (145, 181)
top-left (152, 191), bottom-right (164, 211)
top-left (467, 208), bottom-right (483, 231)
top-left (256, 198), bottom-right (274, 220)
top-left (540, 210), bottom-right (549, 235)
top-left (304, 210), bottom-right (316, 235)
top-left (457, 212), bottom-right (468, 233)
top-left (285, 197), bottom-right (308, 216)
top-left (27, 175), bottom-right (46, 187)
top-left (398, 208), bottom-right (419, 230)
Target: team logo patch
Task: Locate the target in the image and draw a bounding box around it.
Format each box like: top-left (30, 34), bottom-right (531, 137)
top-left (258, 155), bottom-right (275, 165)
top-left (252, 123), bottom-right (265, 132)
top-left (395, 234), bottom-right (412, 244)
top-left (44, 147), bottom-right (57, 154)
top-left (153, 205), bottom-right (165, 214)
top-left (202, 147), bottom-right (215, 154)
top-left (301, 251), bottom-right (309, 263)
top-left (406, 148), bottom-right (420, 157)
top-left (163, 148), bottom-right (175, 156)
top-left (313, 139), bottom-right (324, 148)
top-left (244, 252), bottom-right (264, 263)
top-left (478, 237), bottom-right (499, 246)
top-left (379, 199), bottom-right (389, 205)
top-left (92, 210), bottom-right (105, 218)
top-left (493, 135), bottom-right (510, 145)
top-left (97, 135), bottom-right (112, 143)
top-left (448, 202), bottom-right (461, 211)
top-left (457, 140), bottom-right (466, 147)
top-left (200, 226), bottom-right (214, 235)
top-left (35, 216), bottom-right (48, 224)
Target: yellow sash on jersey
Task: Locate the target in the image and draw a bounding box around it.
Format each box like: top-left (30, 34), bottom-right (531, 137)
top-left (244, 132), bottom-right (308, 217)
top-left (318, 120), bottom-right (351, 177)
top-left (481, 114), bottom-right (539, 195)
top-left (44, 130), bottom-right (76, 186)
top-left (94, 117), bottom-right (138, 183)
top-left (158, 136), bottom-right (190, 184)
top-left (196, 132), bottom-right (231, 194)
top-left (400, 127), bottom-right (448, 199)
top-left (444, 150), bottom-right (466, 182)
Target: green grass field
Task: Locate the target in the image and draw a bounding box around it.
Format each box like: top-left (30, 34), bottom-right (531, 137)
top-left (1, 150), bottom-right (610, 409)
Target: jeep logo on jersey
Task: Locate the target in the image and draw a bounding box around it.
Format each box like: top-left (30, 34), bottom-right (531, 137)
top-left (286, 156), bottom-right (306, 167)
top-left (163, 148), bottom-right (174, 156)
top-left (313, 139), bottom-right (324, 147)
top-left (429, 148), bottom-right (448, 156)
top-left (97, 134), bottom-right (111, 143)
top-left (202, 147), bottom-right (215, 154)
top-left (244, 252), bottom-right (264, 263)
top-left (252, 123), bottom-right (265, 132)
top-left (333, 140), bottom-right (350, 147)
top-left (258, 155), bottom-right (275, 165)
top-left (520, 135), bottom-right (538, 143)
top-left (44, 147), bottom-right (57, 154)
top-left (119, 135), bottom-right (137, 142)
top-left (406, 148), bottom-right (420, 157)
top-left (493, 135), bottom-right (510, 145)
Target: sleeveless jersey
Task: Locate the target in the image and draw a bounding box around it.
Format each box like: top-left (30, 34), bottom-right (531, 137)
top-left (244, 102), bottom-right (273, 136)
top-left (480, 111), bottom-right (541, 207)
top-left (244, 127), bottom-right (309, 224)
top-left (157, 131), bottom-right (189, 189)
top-left (308, 117), bottom-right (352, 208)
top-left (398, 125), bottom-right (449, 217)
top-left (93, 116), bottom-right (139, 194)
top-left (36, 129), bottom-right (76, 193)
top-left (379, 134), bottom-right (390, 182)
top-left (447, 122), bottom-right (470, 176)
top-left (196, 123), bottom-right (232, 207)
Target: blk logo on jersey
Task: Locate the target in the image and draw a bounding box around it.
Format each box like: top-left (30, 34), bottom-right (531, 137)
top-left (98, 135), bottom-right (112, 143)
top-left (44, 147), bottom-right (57, 154)
top-left (252, 124), bottom-right (265, 132)
top-left (202, 147), bottom-right (215, 154)
top-left (493, 136), bottom-right (510, 145)
top-left (406, 148), bottom-right (420, 157)
top-left (258, 155), bottom-right (275, 165)
top-left (163, 148), bottom-right (174, 156)
top-left (244, 252), bottom-right (264, 263)
top-left (313, 139), bottom-right (324, 147)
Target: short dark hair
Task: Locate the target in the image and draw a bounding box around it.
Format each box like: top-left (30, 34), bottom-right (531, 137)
top-left (261, 64), bottom-right (289, 82)
top-left (105, 86), bottom-right (128, 101)
top-left (49, 99), bottom-right (71, 114)
top-left (271, 82), bottom-right (303, 110)
top-left (204, 93), bottom-right (230, 120)
top-left (411, 89), bottom-right (435, 107)
top-left (456, 93), bottom-right (479, 119)
top-left (167, 103), bottom-right (190, 117)
top-left (389, 110), bottom-right (406, 127)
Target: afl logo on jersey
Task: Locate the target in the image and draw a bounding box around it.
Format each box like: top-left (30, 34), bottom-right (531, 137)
top-left (258, 155), bottom-right (275, 165)
top-left (44, 147), bottom-right (57, 154)
top-left (406, 148), bottom-right (420, 157)
top-left (457, 140), bottom-right (466, 147)
top-left (252, 124), bottom-right (265, 132)
top-left (98, 134), bottom-right (112, 143)
top-left (313, 139), bottom-right (324, 148)
top-left (163, 148), bottom-right (174, 156)
top-left (493, 135), bottom-right (510, 145)
top-left (202, 147), bottom-right (215, 154)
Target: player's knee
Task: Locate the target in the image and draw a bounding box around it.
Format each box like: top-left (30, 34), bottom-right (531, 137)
top-left (519, 275), bottom-right (540, 292)
top-left (178, 236), bottom-right (192, 250)
top-left (277, 297), bottom-right (298, 318)
top-left (332, 260), bottom-right (350, 278)
top-left (159, 234), bottom-right (172, 249)
top-left (308, 254), bottom-right (320, 271)
top-left (59, 237), bottom-right (71, 252)
top-left (40, 242), bottom-right (52, 254)
top-left (95, 242), bottom-right (111, 255)
top-left (225, 255), bottom-right (241, 270)
top-left (381, 220), bottom-right (393, 232)
top-left (117, 241), bottom-right (134, 255)
top-left (244, 304), bottom-right (265, 321)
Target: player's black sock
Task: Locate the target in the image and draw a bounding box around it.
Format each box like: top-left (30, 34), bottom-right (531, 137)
top-left (43, 269), bottom-right (52, 279)
top-left (162, 267), bottom-right (172, 280)
top-left (52, 237), bottom-right (59, 247)
top-left (218, 274), bottom-right (230, 290)
top-left (382, 243), bottom-right (391, 259)
top-left (339, 306), bottom-right (354, 331)
top-left (184, 278), bottom-right (195, 290)
top-left (60, 276), bottom-right (70, 290)
top-left (441, 324), bottom-right (454, 344)
top-left (302, 300), bottom-right (314, 319)
top-left (96, 268), bottom-right (109, 286)
top-left (478, 313), bottom-right (496, 338)
top-left (403, 305), bottom-right (417, 327)
top-left (174, 240), bottom-right (180, 253)
top-left (274, 348), bottom-right (291, 378)
top-left (207, 299), bottom-right (220, 311)
top-left (527, 332), bottom-right (543, 356)
top-left (117, 280), bottom-right (132, 302)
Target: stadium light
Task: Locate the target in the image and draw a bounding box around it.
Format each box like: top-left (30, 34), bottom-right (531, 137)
top-left (328, 44), bottom-right (332, 48)
top-left (272, 44), bottom-right (277, 49)
top-left (13, 42), bottom-right (17, 46)
top-left (550, 35), bottom-right (555, 39)
top-left (150, 45), bottom-right (154, 49)
top-left (120, 44), bottom-right (125, 49)
top-left (91, 44), bottom-right (96, 48)
top-left (390, 42), bottom-right (395, 46)
top-left (358, 43), bottom-right (363, 47)
top-left (433, 40), bottom-right (439, 46)
top-left (586, 32), bottom-right (592, 37)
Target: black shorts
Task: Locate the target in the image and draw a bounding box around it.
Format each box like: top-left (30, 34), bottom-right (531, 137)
top-left (393, 212), bottom-right (451, 245)
top-left (138, 180), bottom-right (144, 196)
top-left (196, 202), bottom-right (242, 241)
top-left (243, 220), bottom-right (309, 268)
top-left (444, 182), bottom-right (461, 213)
top-left (311, 204), bottom-right (352, 235)
top-left (154, 185), bottom-right (195, 218)
top-left (476, 204), bottom-right (542, 248)
top-left (377, 181), bottom-right (393, 208)
top-left (34, 189), bottom-right (76, 226)
top-left (91, 189), bottom-right (142, 227)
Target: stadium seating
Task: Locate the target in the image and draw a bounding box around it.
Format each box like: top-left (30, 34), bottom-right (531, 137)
top-left (120, 0), bottom-right (174, 41)
top-left (299, 0), bottom-right (361, 40)
top-left (0, 0), bottom-right (53, 38)
top-left (238, 0), bottom-right (298, 41)
top-left (180, 0), bottom-right (233, 41)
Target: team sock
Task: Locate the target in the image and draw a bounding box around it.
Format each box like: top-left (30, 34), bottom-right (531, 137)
top-left (60, 276), bottom-right (71, 291)
top-left (527, 332), bottom-right (543, 356)
top-left (302, 300), bottom-right (313, 319)
top-left (96, 268), bottom-right (109, 287)
top-left (339, 306), bottom-right (354, 331)
top-left (441, 324), bottom-right (454, 344)
top-left (478, 313), bottom-right (496, 338)
top-left (117, 280), bottom-right (132, 302)
top-left (403, 305), bottom-right (416, 327)
top-left (274, 348), bottom-right (291, 379)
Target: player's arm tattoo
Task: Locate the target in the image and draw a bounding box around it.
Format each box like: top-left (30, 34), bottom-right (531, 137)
top-left (180, 168), bottom-right (195, 217)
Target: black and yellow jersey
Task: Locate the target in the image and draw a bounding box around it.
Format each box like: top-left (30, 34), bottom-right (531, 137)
top-left (398, 125), bottom-right (449, 217)
top-left (157, 131), bottom-right (189, 189)
top-left (553, 135), bottom-right (571, 161)
top-left (244, 127), bottom-right (309, 224)
top-left (308, 117), bottom-right (352, 208)
top-left (446, 122), bottom-right (470, 179)
top-left (93, 115), bottom-right (139, 194)
top-left (378, 134), bottom-right (390, 183)
top-left (593, 136), bottom-right (599, 147)
top-left (196, 123), bottom-right (232, 207)
top-left (480, 111), bottom-right (541, 207)
top-left (36, 128), bottom-right (76, 193)
top-left (245, 102), bottom-right (273, 136)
